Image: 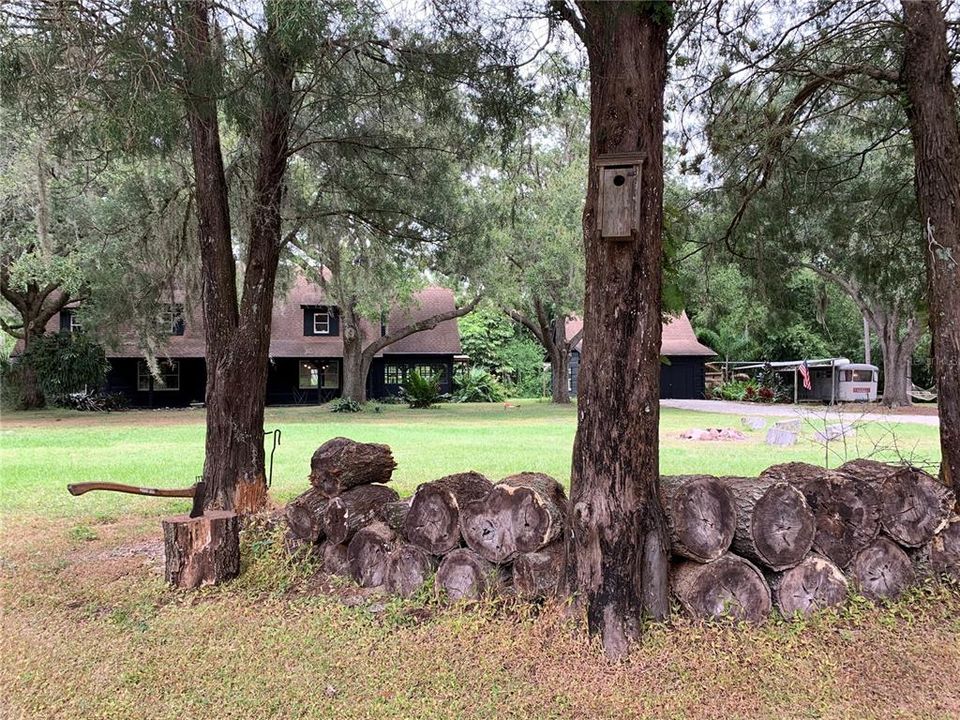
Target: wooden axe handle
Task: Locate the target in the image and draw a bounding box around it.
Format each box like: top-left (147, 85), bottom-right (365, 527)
top-left (67, 482), bottom-right (196, 498)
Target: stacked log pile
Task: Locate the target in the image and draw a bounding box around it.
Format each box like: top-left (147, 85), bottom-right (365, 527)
top-left (283, 438), bottom-right (958, 621)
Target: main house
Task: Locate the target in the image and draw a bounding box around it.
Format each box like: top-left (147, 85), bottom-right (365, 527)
top-left (564, 312), bottom-right (716, 399)
top-left (53, 274), bottom-right (462, 407)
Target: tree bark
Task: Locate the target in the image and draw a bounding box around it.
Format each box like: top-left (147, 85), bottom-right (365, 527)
top-left (404, 471), bottom-right (493, 554)
top-left (561, 1), bottom-right (673, 658)
top-left (719, 476), bottom-right (816, 571)
top-left (309, 436), bottom-right (396, 497)
top-left (176, 0), bottom-right (294, 513)
top-left (901, 0), bottom-right (960, 496)
top-left (161, 510), bottom-right (240, 589)
top-left (671, 553), bottom-right (772, 622)
top-left (876, 313), bottom-right (921, 408)
top-left (381, 499), bottom-right (412, 535)
top-left (284, 487), bottom-right (329, 543)
top-left (767, 554), bottom-right (848, 617)
top-left (658, 475), bottom-right (737, 563)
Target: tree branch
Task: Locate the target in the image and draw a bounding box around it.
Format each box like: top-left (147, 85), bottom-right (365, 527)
top-left (362, 294), bottom-right (482, 359)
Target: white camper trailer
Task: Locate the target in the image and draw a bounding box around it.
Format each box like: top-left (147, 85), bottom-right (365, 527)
top-left (835, 363), bottom-right (879, 402)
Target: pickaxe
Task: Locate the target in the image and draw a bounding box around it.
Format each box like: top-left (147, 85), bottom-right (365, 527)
top-left (67, 480), bottom-right (207, 518)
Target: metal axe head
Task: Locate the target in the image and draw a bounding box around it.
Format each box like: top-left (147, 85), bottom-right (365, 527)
top-left (190, 481), bottom-right (206, 518)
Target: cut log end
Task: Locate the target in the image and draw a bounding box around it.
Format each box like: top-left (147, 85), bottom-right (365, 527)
top-left (931, 517), bottom-right (960, 579)
top-left (771, 555), bottom-right (848, 617)
top-left (876, 468), bottom-right (953, 547)
top-left (671, 553), bottom-right (771, 622)
top-left (284, 487), bottom-right (329, 543)
top-left (513, 543), bottom-right (564, 599)
top-left (347, 521), bottom-right (396, 588)
top-left (659, 475), bottom-right (736, 563)
top-left (750, 482), bottom-right (816, 570)
top-left (322, 484), bottom-right (399, 545)
top-left (436, 548), bottom-right (501, 602)
top-left (461, 472), bottom-right (567, 563)
top-left (386, 543), bottom-right (437, 598)
top-left (850, 538), bottom-right (915, 602)
top-left (789, 471), bottom-right (881, 569)
top-left (405, 472), bottom-right (493, 555)
top-left (162, 511), bottom-right (240, 589)
top-left (319, 541), bottom-right (350, 576)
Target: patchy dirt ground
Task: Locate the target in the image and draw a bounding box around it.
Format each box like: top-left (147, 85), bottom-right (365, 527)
top-left (3, 513), bottom-right (959, 720)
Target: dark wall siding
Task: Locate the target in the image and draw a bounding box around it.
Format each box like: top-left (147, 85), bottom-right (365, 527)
top-left (659, 357), bottom-right (707, 400)
top-left (106, 358), bottom-right (206, 408)
top-left (565, 353), bottom-right (707, 400)
top-left (371, 355), bottom-right (455, 399)
top-left (108, 354), bottom-right (457, 407)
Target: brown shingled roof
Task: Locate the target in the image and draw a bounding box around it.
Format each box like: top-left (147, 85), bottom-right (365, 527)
top-left (45, 273), bottom-right (461, 359)
top-left (565, 311), bottom-right (715, 357)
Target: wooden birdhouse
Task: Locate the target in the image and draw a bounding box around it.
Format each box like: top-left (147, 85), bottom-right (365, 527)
top-left (596, 152), bottom-right (644, 240)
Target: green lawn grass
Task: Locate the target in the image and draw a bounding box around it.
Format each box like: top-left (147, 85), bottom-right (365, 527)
top-left (0, 401), bottom-right (956, 719)
top-left (0, 400), bottom-right (941, 519)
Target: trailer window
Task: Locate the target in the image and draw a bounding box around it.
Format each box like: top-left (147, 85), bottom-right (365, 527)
top-left (852, 370), bottom-right (874, 382)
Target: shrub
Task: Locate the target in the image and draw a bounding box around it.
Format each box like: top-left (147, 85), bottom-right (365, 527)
top-left (453, 367), bottom-right (507, 403)
top-left (401, 370), bottom-right (446, 409)
top-left (3, 332), bottom-right (110, 409)
top-left (329, 397), bottom-right (363, 413)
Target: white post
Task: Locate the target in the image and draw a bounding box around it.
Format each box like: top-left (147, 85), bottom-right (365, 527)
top-left (863, 315), bottom-right (871, 365)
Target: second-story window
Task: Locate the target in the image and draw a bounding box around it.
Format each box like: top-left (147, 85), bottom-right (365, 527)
top-left (158, 303), bottom-right (185, 336)
top-left (313, 309), bottom-right (330, 335)
top-left (69, 312), bottom-right (82, 333)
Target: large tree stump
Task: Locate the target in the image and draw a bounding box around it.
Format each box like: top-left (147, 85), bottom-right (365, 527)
top-left (785, 470), bottom-right (881, 568)
top-left (671, 553), bottom-right (771, 622)
top-left (768, 555), bottom-right (848, 617)
top-left (347, 521), bottom-right (396, 588)
top-left (310, 437), bottom-right (396, 496)
top-left (319, 541), bottom-right (350, 576)
top-left (658, 475), bottom-right (736, 563)
top-left (162, 511), bottom-right (240, 589)
top-left (436, 548), bottom-right (503, 602)
top-left (385, 543), bottom-right (437, 598)
top-left (876, 468), bottom-right (952, 547)
top-left (381, 499), bottom-right (412, 535)
top-left (322, 483), bottom-right (399, 545)
top-left (849, 538), bottom-right (915, 601)
top-left (513, 542), bottom-right (564, 600)
top-left (285, 487), bottom-right (329, 543)
top-left (405, 472), bottom-right (493, 555)
top-left (460, 472), bottom-right (567, 563)
top-left (719, 477), bottom-right (815, 571)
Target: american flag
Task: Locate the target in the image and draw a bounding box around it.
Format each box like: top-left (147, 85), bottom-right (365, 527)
top-left (798, 361), bottom-right (812, 391)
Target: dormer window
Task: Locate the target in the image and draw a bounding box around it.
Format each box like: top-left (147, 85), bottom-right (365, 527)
top-left (313, 309), bottom-right (330, 334)
top-left (60, 309), bottom-right (82, 333)
top-left (303, 305), bottom-right (339, 336)
top-left (158, 303), bottom-right (185, 336)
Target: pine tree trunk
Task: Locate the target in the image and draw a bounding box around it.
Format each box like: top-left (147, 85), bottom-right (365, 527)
top-left (177, 0), bottom-right (293, 513)
top-left (901, 0), bottom-right (960, 496)
top-left (564, 3), bottom-right (672, 658)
